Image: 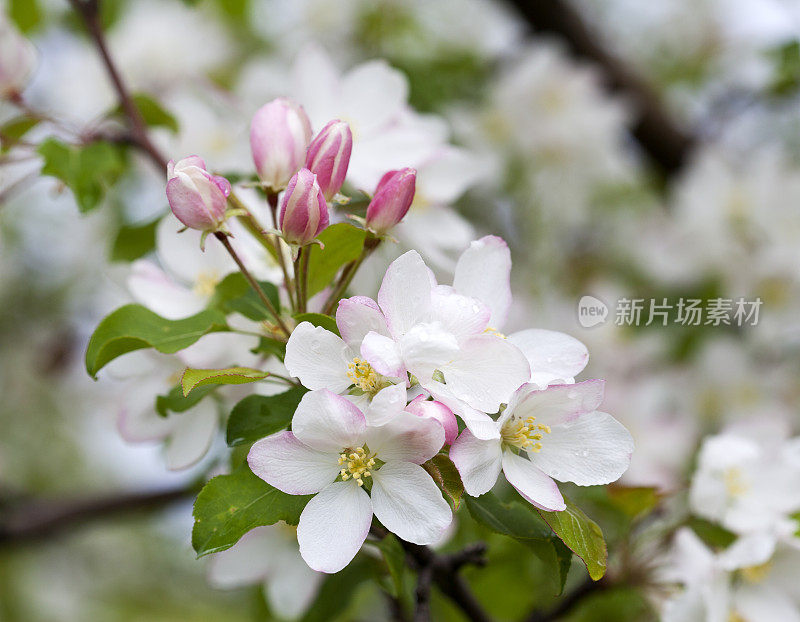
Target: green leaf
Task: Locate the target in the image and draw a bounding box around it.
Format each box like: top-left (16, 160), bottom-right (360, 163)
top-left (306, 223), bottom-right (366, 297)
top-left (226, 388), bottom-right (306, 446)
top-left (0, 117), bottom-right (39, 152)
top-left (192, 467), bottom-right (311, 557)
top-left (38, 138), bottom-right (125, 213)
top-left (606, 485), bottom-right (660, 520)
top-left (251, 336), bottom-right (287, 361)
top-left (374, 533), bottom-right (406, 599)
top-left (293, 312), bottom-right (339, 335)
top-left (538, 498), bottom-right (607, 581)
top-left (209, 273), bottom-right (280, 321)
top-left (423, 453), bottom-right (464, 509)
top-left (688, 517), bottom-right (737, 549)
top-left (10, 0), bottom-right (42, 32)
top-left (156, 383), bottom-right (215, 417)
top-left (132, 94), bottom-right (179, 133)
top-left (181, 366), bottom-right (269, 397)
top-left (85, 304), bottom-right (228, 378)
top-left (110, 217), bottom-right (160, 262)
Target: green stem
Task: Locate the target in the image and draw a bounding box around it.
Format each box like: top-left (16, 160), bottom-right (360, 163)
top-left (213, 232), bottom-right (291, 338)
top-left (298, 246), bottom-right (311, 313)
top-left (267, 192), bottom-right (296, 311)
top-left (322, 235), bottom-right (381, 315)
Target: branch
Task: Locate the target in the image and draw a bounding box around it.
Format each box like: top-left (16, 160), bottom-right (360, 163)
top-left (522, 577), bottom-right (610, 622)
top-left (0, 484), bottom-right (197, 546)
top-left (68, 0), bottom-right (169, 171)
top-left (505, 0), bottom-right (695, 177)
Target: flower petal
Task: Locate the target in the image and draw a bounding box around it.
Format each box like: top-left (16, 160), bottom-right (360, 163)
top-left (426, 286), bottom-right (490, 339)
top-left (502, 450), bottom-right (565, 511)
top-left (399, 323), bottom-right (460, 382)
top-left (507, 380), bottom-right (605, 428)
top-left (164, 399), bottom-right (218, 470)
top-left (336, 296), bottom-right (389, 351)
top-left (508, 329), bottom-right (589, 385)
top-left (405, 397), bottom-right (459, 445)
top-left (207, 526), bottom-right (280, 587)
top-left (128, 260), bottom-right (206, 319)
top-left (365, 411), bottom-right (444, 464)
top-left (297, 481), bottom-right (373, 573)
top-left (377, 250), bottom-right (433, 338)
top-left (453, 236), bottom-right (512, 329)
top-left (529, 411), bottom-right (634, 486)
top-left (449, 430), bottom-right (503, 496)
top-left (292, 390), bottom-right (367, 453)
top-left (371, 462), bottom-right (452, 544)
top-left (284, 322), bottom-right (352, 393)
top-left (360, 331), bottom-right (405, 379)
top-left (428, 387), bottom-right (501, 440)
top-left (248, 431), bottom-right (340, 495)
top-left (364, 383), bottom-right (407, 426)
top-left (265, 549), bottom-right (324, 619)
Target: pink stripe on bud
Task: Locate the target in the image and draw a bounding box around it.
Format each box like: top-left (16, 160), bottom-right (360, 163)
top-left (365, 168), bottom-right (416, 235)
top-left (305, 120), bottom-right (352, 200)
top-left (279, 168), bottom-right (330, 246)
top-left (166, 155), bottom-right (229, 231)
top-left (250, 98), bottom-right (312, 191)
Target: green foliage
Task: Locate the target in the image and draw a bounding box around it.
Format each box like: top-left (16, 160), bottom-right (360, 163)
top-left (300, 557), bottom-right (378, 622)
top-left (687, 517), bottom-right (737, 549)
top-left (9, 0), bottom-right (42, 32)
top-left (192, 467), bottom-right (311, 557)
top-left (85, 305), bottom-right (228, 378)
top-left (155, 383), bottom-right (216, 417)
top-left (767, 40), bottom-right (800, 96)
top-left (38, 138), bottom-right (126, 213)
top-left (423, 453), bottom-right (464, 509)
top-left (293, 312), bottom-right (340, 335)
top-left (374, 533), bottom-right (407, 599)
top-left (226, 388), bottom-right (306, 446)
top-left (209, 273), bottom-right (280, 321)
top-left (110, 217), bottom-right (160, 262)
top-left (605, 486), bottom-right (661, 521)
top-left (538, 498), bottom-right (607, 581)
top-left (181, 366), bottom-right (269, 397)
top-left (108, 94), bottom-right (179, 133)
top-left (251, 336), bottom-right (287, 361)
top-left (306, 224), bottom-right (366, 297)
top-left (0, 117), bottom-right (39, 152)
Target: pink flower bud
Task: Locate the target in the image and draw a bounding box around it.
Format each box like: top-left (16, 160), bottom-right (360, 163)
top-left (279, 168), bottom-right (329, 246)
top-left (365, 168), bottom-right (416, 234)
top-left (405, 396), bottom-right (458, 445)
top-left (166, 155), bottom-right (231, 231)
top-left (0, 17), bottom-right (37, 99)
top-left (250, 98), bottom-right (312, 191)
top-left (305, 120), bottom-right (352, 200)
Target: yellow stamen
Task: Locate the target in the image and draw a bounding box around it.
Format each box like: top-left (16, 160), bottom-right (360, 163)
top-left (338, 446), bottom-right (376, 487)
top-left (501, 416), bottom-right (552, 452)
top-left (740, 561), bottom-right (771, 584)
top-left (724, 467), bottom-right (749, 498)
top-left (193, 270), bottom-right (220, 297)
top-left (346, 358), bottom-right (385, 394)
top-left (484, 326), bottom-right (507, 339)
top-left (729, 612), bottom-right (747, 622)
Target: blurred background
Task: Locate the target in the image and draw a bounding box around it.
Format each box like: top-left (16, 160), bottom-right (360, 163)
top-left (2, 0), bottom-right (800, 620)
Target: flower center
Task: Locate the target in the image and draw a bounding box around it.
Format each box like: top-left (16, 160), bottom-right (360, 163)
top-left (338, 446), bottom-right (376, 487)
top-left (501, 416), bottom-right (551, 452)
top-left (347, 358), bottom-right (385, 394)
top-left (728, 612), bottom-right (747, 622)
top-left (740, 561), bottom-right (771, 584)
top-left (193, 270), bottom-right (220, 297)
top-left (724, 467), bottom-right (749, 498)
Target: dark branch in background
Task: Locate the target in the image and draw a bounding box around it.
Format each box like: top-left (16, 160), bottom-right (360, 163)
top-left (67, 0), bottom-right (169, 171)
top-left (505, 0), bottom-right (696, 177)
top-left (523, 577), bottom-right (610, 622)
top-left (0, 484), bottom-right (197, 547)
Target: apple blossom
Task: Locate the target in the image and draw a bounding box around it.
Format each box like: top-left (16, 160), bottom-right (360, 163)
top-left (248, 390), bottom-right (451, 573)
top-left (279, 168), bottom-right (329, 246)
top-left (305, 119), bottom-right (352, 200)
top-left (0, 16), bottom-right (37, 98)
top-left (251, 97), bottom-right (312, 190)
top-left (365, 168), bottom-right (417, 235)
top-left (166, 156), bottom-right (231, 231)
top-left (450, 381), bottom-right (633, 511)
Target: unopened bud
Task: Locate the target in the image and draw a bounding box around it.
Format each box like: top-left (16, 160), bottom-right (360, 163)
top-left (405, 397), bottom-right (458, 445)
top-left (305, 120), bottom-right (352, 200)
top-left (365, 168), bottom-right (416, 235)
top-left (279, 168), bottom-right (329, 246)
top-left (250, 98), bottom-right (312, 191)
top-left (166, 156), bottom-right (230, 231)
top-left (0, 17), bottom-right (37, 99)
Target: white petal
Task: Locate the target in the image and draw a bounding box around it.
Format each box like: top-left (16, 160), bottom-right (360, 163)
top-left (339, 59), bottom-right (408, 134)
top-left (377, 250), bottom-right (433, 338)
top-left (207, 526), bottom-right (280, 588)
top-left (529, 411), bottom-right (634, 486)
top-left (416, 146), bottom-right (485, 205)
top-left (128, 260), bottom-right (206, 319)
top-left (336, 296), bottom-right (390, 352)
top-left (364, 383), bottom-right (407, 426)
top-left (156, 215), bottom-right (235, 283)
top-left (508, 329), bottom-right (589, 385)
top-left (436, 335), bottom-right (530, 413)
top-left (453, 236), bottom-right (512, 329)
top-left (265, 551), bottom-right (324, 619)
top-left (360, 331), bottom-right (405, 379)
top-left (426, 286), bottom-right (490, 339)
top-left (429, 387), bottom-right (500, 440)
top-left (297, 481), bottom-right (373, 573)
top-left (734, 585), bottom-right (800, 622)
top-left (292, 390), bottom-right (367, 453)
top-left (365, 411), bottom-right (444, 464)
top-left (284, 322), bottom-right (352, 393)
top-left (118, 402), bottom-right (175, 443)
top-left (400, 323), bottom-right (459, 382)
top-left (449, 431), bottom-right (503, 496)
top-left (502, 451), bottom-right (565, 511)
top-left (507, 380), bottom-right (606, 428)
top-left (248, 431), bottom-right (340, 495)
top-left (718, 533), bottom-right (776, 570)
top-left (371, 462), bottom-right (452, 544)
top-left (164, 399), bottom-right (218, 470)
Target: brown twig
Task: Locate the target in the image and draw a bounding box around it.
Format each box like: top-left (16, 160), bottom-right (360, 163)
top-left (522, 577), bottom-right (610, 622)
top-left (505, 0), bottom-right (695, 177)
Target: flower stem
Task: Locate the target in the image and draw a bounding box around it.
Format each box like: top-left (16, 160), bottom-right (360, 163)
top-left (267, 192), bottom-right (297, 311)
top-left (213, 231), bottom-right (291, 338)
top-left (293, 246), bottom-right (311, 313)
top-left (322, 235), bottom-right (381, 315)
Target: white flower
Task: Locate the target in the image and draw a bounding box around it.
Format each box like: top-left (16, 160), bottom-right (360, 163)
top-left (450, 381), bottom-right (633, 511)
top-left (248, 389), bottom-right (452, 573)
top-left (208, 524), bottom-right (323, 620)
